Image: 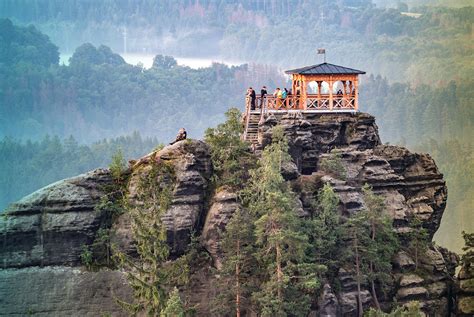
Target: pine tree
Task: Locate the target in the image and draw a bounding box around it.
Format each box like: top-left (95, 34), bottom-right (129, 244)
top-left (343, 210), bottom-right (371, 317)
top-left (115, 162), bottom-right (189, 316)
top-left (204, 108), bottom-right (254, 188)
top-left (160, 287), bottom-right (185, 317)
top-left (215, 208), bottom-right (256, 317)
top-left (343, 185), bottom-right (399, 316)
top-left (407, 214), bottom-right (430, 270)
top-left (312, 183), bottom-right (343, 278)
top-left (362, 184), bottom-right (399, 310)
top-left (243, 126), bottom-right (319, 316)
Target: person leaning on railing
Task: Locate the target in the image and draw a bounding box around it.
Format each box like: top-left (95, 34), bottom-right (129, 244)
top-left (247, 87), bottom-right (256, 110)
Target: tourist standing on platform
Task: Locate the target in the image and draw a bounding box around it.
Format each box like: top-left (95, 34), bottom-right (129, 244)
top-left (274, 88), bottom-right (282, 108)
top-left (282, 88), bottom-right (288, 108)
top-left (260, 86), bottom-right (267, 109)
top-left (249, 87), bottom-right (256, 110)
top-left (246, 88), bottom-right (251, 110)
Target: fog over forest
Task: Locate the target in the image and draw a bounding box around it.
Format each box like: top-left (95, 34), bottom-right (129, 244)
top-left (0, 0), bottom-right (472, 252)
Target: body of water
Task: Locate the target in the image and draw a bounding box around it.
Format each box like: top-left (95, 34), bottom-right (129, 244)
top-left (60, 52), bottom-right (245, 69)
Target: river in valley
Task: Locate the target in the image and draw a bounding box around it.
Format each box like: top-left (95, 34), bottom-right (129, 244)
top-left (60, 52), bottom-right (246, 69)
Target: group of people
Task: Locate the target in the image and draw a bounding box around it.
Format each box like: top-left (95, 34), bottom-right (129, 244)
top-left (246, 86), bottom-right (296, 110)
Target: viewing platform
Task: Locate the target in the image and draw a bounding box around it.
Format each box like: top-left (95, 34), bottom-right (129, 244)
top-left (243, 62), bottom-right (366, 144)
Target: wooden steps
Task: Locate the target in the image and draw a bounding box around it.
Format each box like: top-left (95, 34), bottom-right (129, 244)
top-left (244, 113), bottom-right (261, 145)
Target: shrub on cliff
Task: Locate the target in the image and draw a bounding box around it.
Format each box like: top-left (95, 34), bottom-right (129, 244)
top-left (204, 107), bottom-right (255, 189)
top-left (461, 231), bottom-right (474, 274)
top-left (319, 151), bottom-right (347, 180)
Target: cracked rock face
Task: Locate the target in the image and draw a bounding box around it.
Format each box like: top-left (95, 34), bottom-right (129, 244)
top-left (0, 266), bottom-right (132, 316)
top-left (0, 140), bottom-right (211, 316)
top-left (113, 139), bottom-right (212, 256)
top-left (457, 265), bottom-right (474, 316)
top-left (0, 169), bottom-right (112, 268)
top-left (201, 188), bottom-right (240, 269)
top-left (258, 113), bottom-right (456, 316)
top-left (0, 113), bottom-right (458, 316)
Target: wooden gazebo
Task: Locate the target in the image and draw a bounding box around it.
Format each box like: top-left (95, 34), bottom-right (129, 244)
top-left (243, 62), bottom-right (366, 143)
top-left (249, 62), bottom-right (366, 113)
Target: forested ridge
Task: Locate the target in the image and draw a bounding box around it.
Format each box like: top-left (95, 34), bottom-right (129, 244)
top-left (1, 0), bottom-right (472, 84)
top-left (0, 0), bottom-right (472, 252)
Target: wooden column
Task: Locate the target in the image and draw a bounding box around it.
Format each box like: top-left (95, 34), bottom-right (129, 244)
top-left (354, 77), bottom-right (359, 111)
top-left (292, 76), bottom-right (297, 101)
top-left (317, 81), bottom-right (322, 109)
top-left (329, 78), bottom-right (334, 110)
top-left (342, 80), bottom-right (347, 107)
top-left (301, 79), bottom-right (307, 110)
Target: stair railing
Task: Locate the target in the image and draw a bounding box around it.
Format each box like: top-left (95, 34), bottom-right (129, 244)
top-left (243, 96), bottom-right (251, 141)
top-left (259, 95), bottom-right (267, 124)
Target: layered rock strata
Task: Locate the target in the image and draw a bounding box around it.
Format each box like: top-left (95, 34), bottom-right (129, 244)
top-left (0, 140), bottom-right (212, 316)
top-left (258, 112), bottom-right (456, 315)
top-left (0, 113), bottom-right (459, 316)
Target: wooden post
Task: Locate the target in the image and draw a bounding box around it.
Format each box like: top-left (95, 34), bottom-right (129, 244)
top-left (292, 76), bottom-right (297, 99)
top-left (354, 77), bottom-right (359, 111)
top-left (317, 81), bottom-right (322, 109)
top-left (329, 78), bottom-right (334, 110)
top-left (301, 79), bottom-right (307, 110)
top-left (342, 80), bottom-right (347, 107)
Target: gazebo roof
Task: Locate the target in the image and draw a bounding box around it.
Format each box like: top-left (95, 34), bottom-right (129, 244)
top-left (285, 62), bottom-right (366, 75)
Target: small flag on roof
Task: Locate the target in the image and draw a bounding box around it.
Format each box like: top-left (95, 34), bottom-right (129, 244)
top-left (317, 48), bottom-right (326, 54)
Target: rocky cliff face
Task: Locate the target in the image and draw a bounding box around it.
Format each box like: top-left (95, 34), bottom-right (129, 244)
top-left (0, 113), bottom-right (460, 316)
top-left (457, 264), bottom-right (474, 316)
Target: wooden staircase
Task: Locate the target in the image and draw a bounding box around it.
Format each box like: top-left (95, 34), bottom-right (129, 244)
top-left (244, 112), bottom-right (261, 145)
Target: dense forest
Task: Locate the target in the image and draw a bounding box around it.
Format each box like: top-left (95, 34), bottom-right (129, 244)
top-left (0, 0), bottom-right (472, 252)
top-left (0, 18), bottom-right (270, 142)
top-left (0, 132), bottom-right (159, 212)
top-left (1, 0), bottom-right (472, 84)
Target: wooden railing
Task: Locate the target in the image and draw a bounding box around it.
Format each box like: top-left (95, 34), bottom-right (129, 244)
top-left (243, 93), bottom-right (357, 141)
top-left (248, 94), bottom-right (357, 112)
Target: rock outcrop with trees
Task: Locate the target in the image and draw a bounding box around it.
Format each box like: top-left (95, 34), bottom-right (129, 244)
top-left (0, 110), bottom-right (463, 316)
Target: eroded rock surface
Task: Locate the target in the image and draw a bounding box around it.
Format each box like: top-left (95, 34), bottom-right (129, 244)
top-left (201, 188), bottom-right (240, 269)
top-left (0, 169), bottom-right (112, 268)
top-left (457, 266), bottom-right (474, 316)
top-left (113, 139), bottom-right (212, 255)
top-left (0, 113), bottom-right (460, 316)
top-left (0, 140), bottom-right (211, 316)
top-left (0, 266), bottom-right (132, 316)
top-left (257, 113), bottom-right (456, 316)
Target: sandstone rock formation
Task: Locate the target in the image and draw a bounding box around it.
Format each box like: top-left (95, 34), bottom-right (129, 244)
top-left (1, 169), bottom-right (112, 268)
top-left (457, 264), bottom-right (474, 315)
top-left (0, 113), bottom-right (461, 316)
top-left (113, 139), bottom-right (212, 256)
top-left (0, 140), bottom-right (212, 316)
top-left (258, 113), bottom-right (456, 316)
top-left (201, 188), bottom-right (240, 269)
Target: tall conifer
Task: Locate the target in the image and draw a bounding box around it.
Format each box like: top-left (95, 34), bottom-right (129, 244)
top-left (243, 126), bottom-right (319, 316)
